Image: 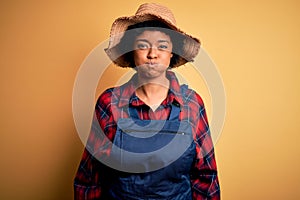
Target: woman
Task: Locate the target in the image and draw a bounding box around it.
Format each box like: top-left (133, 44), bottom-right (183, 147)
top-left (74, 3), bottom-right (220, 200)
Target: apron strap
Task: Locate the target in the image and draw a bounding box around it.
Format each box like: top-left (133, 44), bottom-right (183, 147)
top-left (168, 102), bottom-right (181, 121)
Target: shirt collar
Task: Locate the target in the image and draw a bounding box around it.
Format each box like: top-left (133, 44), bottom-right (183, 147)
top-left (118, 70), bottom-right (184, 108)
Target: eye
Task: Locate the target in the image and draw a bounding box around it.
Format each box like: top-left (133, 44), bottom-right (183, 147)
top-left (136, 43), bottom-right (149, 49)
top-left (158, 45), bottom-right (168, 50)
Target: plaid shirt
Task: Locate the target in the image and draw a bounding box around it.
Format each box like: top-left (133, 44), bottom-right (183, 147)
top-left (74, 71), bottom-right (220, 199)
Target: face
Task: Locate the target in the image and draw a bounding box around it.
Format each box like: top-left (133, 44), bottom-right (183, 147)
top-left (133, 30), bottom-right (173, 79)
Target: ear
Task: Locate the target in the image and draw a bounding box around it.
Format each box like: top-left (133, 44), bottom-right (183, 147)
top-left (170, 53), bottom-right (173, 58)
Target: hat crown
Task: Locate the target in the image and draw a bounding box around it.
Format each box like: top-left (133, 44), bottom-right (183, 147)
top-left (135, 3), bottom-right (176, 25)
top-left (105, 3), bottom-right (200, 68)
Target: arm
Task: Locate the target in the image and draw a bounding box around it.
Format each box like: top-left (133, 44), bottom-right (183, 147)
top-left (190, 94), bottom-right (220, 199)
top-left (74, 148), bottom-right (102, 200)
top-left (74, 89), bottom-right (117, 200)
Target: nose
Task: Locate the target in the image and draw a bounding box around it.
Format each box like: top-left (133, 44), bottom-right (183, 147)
top-left (147, 47), bottom-right (157, 59)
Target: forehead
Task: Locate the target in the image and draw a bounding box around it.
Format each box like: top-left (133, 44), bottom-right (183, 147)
top-left (134, 30), bottom-right (172, 42)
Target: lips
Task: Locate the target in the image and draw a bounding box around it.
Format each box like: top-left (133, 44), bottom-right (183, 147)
top-left (137, 63), bottom-right (166, 68)
top-left (144, 62), bottom-right (160, 67)
top-left (146, 61), bottom-right (157, 65)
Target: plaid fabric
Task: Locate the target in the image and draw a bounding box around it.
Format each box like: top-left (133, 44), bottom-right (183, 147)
top-left (74, 71), bottom-right (220, 199)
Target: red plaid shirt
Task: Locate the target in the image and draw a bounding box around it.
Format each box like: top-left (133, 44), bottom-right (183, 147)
top-left (74, 71), bottom-right (220, 199)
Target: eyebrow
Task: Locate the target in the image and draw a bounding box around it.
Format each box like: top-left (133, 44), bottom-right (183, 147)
top-left (157, 40), bottom-right (170, 43)
top-left (135, 39), bottom-right (170, 43)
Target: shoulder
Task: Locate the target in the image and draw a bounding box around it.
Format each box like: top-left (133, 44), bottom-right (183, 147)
top-left (180, 84), bottom-right (205, 109)
top-left (96, 80), bottom-right (132, 109)
top-left (96, 86), bottom-right (121, 108)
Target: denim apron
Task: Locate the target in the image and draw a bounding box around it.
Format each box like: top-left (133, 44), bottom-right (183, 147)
top-left (108, 102), bottom-right (196, 200)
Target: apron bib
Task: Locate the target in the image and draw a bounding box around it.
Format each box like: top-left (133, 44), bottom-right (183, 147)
top-left (108, 103), bottom-right (196, 200)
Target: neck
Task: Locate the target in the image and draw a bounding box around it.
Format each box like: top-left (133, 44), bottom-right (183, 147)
top-left (137, 72), bottom-right (169, 86)
top-left (139, 83), bottom-right (168, 96)
top-left (135, 75), bottom-right (170, 108)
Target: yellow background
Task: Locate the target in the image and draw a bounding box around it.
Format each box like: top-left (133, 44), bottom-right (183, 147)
top-left (1, 0), bottom-right (299, 199)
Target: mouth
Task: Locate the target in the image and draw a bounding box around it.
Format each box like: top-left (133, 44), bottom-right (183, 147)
top-left (137, 62), bottom-right (166, 69)
top-left (147, 61), bottom-right (157, 64)
top-left (144, 62), bottom-right (159, 67)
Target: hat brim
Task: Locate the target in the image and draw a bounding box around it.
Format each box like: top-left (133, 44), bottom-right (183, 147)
top-left (105, 14), bottom-right (200, 68)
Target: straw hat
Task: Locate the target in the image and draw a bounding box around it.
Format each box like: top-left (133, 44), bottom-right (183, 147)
top-left (105, 3), bottom-right (201, 68)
